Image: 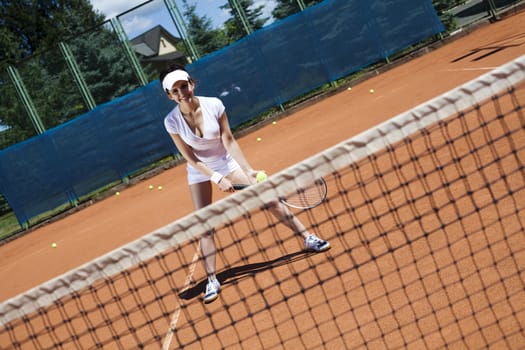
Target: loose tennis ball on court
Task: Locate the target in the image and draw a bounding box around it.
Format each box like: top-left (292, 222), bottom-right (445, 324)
top-left (347, 87), bottom-right (352, 91)
top-left (369, 88), bottom-right (375, 94)
top-left (272, 121), bottom-right (277, 125)
top-left (256, 171), bottom-right (268, 183)
top-left (157, 185), bottom-right (163, 190)
top-left (115, 191), bottom-right (120, 196)
top-left (256, 137), bottom-right (262, 142)
top-left (148, 185), bottom-right (154, 190)
top-left (51, 242), bottom-right (57, 248)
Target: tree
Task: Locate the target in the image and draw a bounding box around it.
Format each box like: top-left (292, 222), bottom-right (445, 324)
top-left (0, 26), bottom-right (21, 67)
top-left (0, 75), bottom-right (36, 148)
top-left (182, 0), bottom-right (228, 56)
top-left (67, 29), bottom-right (142, 106)
top-left (0, 0), bottom-right (140, 149)
top-left (0, 0), bottom-right (105, 148)
top-left (0, 0), bottom-right (104, 71)
top-left (220, 0), bottom-right (269, 43)
top-left (272, 0), bottom-right (323, 20)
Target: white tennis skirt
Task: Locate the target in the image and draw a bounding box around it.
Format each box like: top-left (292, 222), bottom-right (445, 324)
top-left (186, 154), bottom-right (241, 185)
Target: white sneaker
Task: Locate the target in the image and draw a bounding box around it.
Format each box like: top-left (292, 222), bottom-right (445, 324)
top-left (304, 234), bottom-right (331, 252)
top-left (203, 279), bottom-right (221, 304)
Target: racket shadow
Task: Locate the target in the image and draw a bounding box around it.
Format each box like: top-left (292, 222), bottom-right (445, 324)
top-left (178, 250), bottom-right (316, 300)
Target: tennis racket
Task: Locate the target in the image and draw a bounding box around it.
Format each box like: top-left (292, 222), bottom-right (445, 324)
top-left (233, 177), bottom-right (327, 210)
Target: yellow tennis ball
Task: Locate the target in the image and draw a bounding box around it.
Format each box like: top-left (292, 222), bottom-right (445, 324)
top-left (51, 242), bottom-right (57, 248)
top-left (148, 185), bottom-right (154, 190)
top-left (115, 191), bottom-right (120, 196)
top-left (256, 171), bottom-right (268, 182)
top-left (369, 88), bottom-right (375, 94)
top-left (157, 185), bottom-right (163, 191)
top-left (256, 137), bottom-right (262, 142)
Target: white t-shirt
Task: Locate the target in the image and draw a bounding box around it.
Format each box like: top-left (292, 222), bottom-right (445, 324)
top-left (164, 96), bottom-right (240, 184)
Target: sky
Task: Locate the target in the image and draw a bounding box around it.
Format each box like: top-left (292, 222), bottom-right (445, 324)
top-left (89, 0), bottom-right (277, 39)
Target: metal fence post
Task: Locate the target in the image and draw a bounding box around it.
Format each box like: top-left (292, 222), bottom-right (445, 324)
top-left (110, 17), bottom-right (149, 86)
top-left (164, 0), bottom-right (200, 62)
top-left (59, 42), bottom-right (97, 110)
top-left (7, 66), bottom-right (46, 134)
top-left (297, 0), bottom-right (306, 11)
top-left (229, 0), bottom-right (253, 35)
top-left (485, 0), bottom-right (500, 20)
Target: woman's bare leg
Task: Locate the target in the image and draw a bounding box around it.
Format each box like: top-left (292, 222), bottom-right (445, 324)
top-left (226, 168), bottom-right (309, 238)
top-left (267, 202), bottom-right (309, 238)
top-left (189, 181), bottom-right (216, 277)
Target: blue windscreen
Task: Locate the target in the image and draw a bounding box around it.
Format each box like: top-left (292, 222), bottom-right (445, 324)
top-left (0, 0), bottom-right (443, 224)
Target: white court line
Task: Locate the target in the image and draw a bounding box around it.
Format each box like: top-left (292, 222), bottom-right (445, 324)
top-left (442, 67), bottom-right (498, 72)
top-left (162, 242), bottom-right (201, 350)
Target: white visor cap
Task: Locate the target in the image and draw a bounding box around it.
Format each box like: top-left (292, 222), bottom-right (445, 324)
top-left (162, 70), bottom-right (190, 92)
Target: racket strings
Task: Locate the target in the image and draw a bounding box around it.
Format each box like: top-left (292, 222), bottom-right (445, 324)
top-left (282, 180), bottom-right (327, 209)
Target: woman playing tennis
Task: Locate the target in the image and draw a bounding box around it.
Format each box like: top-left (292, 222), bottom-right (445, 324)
top-left (160, 64), bottom-right (330, 304)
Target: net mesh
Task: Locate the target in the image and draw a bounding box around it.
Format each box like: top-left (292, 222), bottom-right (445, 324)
top-left (1, 55), bottom-right (524, 349)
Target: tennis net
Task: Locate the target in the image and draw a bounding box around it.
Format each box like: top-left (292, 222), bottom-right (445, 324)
top-left (1, 55), bottom-right (524, 349)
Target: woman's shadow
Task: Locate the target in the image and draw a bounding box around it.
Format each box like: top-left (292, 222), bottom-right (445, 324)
top-left (179, 250), bottom-right (316, 300)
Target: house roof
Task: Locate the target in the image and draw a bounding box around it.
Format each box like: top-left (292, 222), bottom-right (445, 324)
top-left (143, 51), bottom-right (185, 61)
top-left (130, 25), bottom-right (181, 58)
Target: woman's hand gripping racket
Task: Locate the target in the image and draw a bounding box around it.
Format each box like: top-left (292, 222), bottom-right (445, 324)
top-left (233, 175), bottom-right (328, 210)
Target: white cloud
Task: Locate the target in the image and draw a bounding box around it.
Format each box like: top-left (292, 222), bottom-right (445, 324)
top-left (122, 16), bottom-right (155, 38)
top-left (254, 0), bottom-right (277, 19)
top-left (89, 0), bottom-right (168, 38)
top-left (89, 0), bottom-right (279, 36)
top-left (89, 0), bottom-right (144, 19)
top-left (91, 0), bottom-right (277, 21)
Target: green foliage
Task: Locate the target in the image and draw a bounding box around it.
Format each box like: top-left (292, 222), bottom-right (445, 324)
top-left (181, 0), bottom-right (272, 51)
top-left (432, 0), bottom-right (467, 31)
top-left (0, 0), bottom-right (104, 71)
top-left (15, 49), bottom-right (86, 130)
top-left (272, 0), bottom-right (323, 20)
top-left (0, 1), bottom-right (141, 149)
top-left (220, 0), bottom-right (269, 43)
top-left (0, 26), bottom-right (20, 66)
top-left (0, 64), bottom-right (37, 147)
top-left (67, 29), bottom-right (141, 105)
top-left (182, 0), bottom-right (228, 56)
top-left (0, 211), bottom-right (21, 241)
top-left (0, 0), bottom-right (104, 147)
